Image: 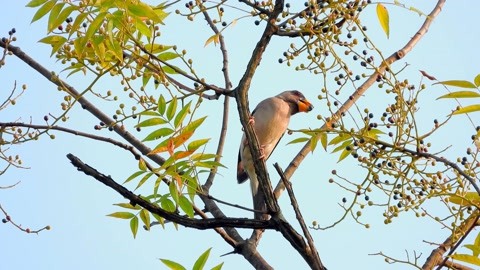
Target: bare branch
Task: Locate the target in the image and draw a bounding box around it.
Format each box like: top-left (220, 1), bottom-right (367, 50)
top-left (67, 153), bottom-right (275, 230)
top-left (274, 163), bottom-right (326, 269)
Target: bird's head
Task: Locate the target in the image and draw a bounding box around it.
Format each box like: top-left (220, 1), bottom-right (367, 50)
top-left (277, 90), bottom-right (314, 115)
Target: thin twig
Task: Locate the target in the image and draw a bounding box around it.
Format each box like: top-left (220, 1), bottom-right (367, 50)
top-left (274, 163), bottom-right (324, 268)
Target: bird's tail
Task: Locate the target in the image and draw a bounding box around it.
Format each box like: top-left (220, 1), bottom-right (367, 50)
top-left (250, 174), bottom-right (268, 220)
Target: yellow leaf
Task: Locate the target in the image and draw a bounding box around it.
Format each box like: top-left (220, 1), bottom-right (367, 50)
top-left (204, 34), bottom-right (219, 47)
top-left (376, 3), bottom-right (389, 39)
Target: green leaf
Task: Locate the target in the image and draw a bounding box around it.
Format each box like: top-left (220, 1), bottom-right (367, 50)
top-left (169, 181), bottom-right (179, 203)
top-left (435, 80), bottom-right (477, 89)
top-left (332, 140), bottom-right (352, 153)
top-left (107, 212), bottom-right (135, 219)
top-left (464, 244), bottom-right (480, 257)
top-left (69, 12), bottom-right (88, 39)
top-left (143, 127), bottom-right (174, 141)
top-left (85, 12), bottom-right (107, 42)
top-left (450, 254), bottom-right (480, 266)
top-left (210, 262), bottom-right (224, 270)
top-left (448, 192), bottom-right (480, 206)
top-left (26, 0), bottom-right (48, 8)
top-left (52, 5), bottom-right (78, 33)
top-left (178, 195), bottom-right (194, 218)
top-left (141, 110), bottom-right (161, 116)
top-left (287, 137), bottom-right (309, 145)
top-left (162, 65), bottom-right (179, 74)
top-left (124, 170), bottom-right (145, 184)
top-left (376, 3), bottom-right (389, 38)
top-left (31, 0), bottom-right (56, 23)
top-left (128, 2), bottom-right (161, 22)
top-left (437, 91), bottom-right (480, 99)
top-left (145, 43), bottom-right (172, 54)
top-left (137, 158), bottom-right (147, 171)
top-left (135, 19), bottom-right (151, 38)
top-left (475, 74), bottom-right (480, 87)
top-left (158, 52), bottom-right (180, 61)
top-left (329, 133), bottom-right (350, 145)
top-left (47, 2), bottom-right (65, 33)
top-left (187, 139), bottom-right (210, 152)
top-left (152, 213), bottom-right (165, 228)
top-left (185, 174), bottom-right (198, 201)
top-left (191, 153), bottom-right (217, 161)
top-left (130, 216), bottom-right (139, 238)
top-left (174, 101), bottom-right (191, 128)
top-left (453, 104), bottom-right (480, 115)
top-left (166, 97), bottom-right (178, 121)
top-left (139, 208), bottom-right (151, 231)
top-left (160, 259), bottom-right (186, 270)
top-left (338, 149), bottom-right (350, 162)
top-left (183, 116), bottom-right (207, 133)
top-left (320, 132), bottom-right (328, 150)
top-left (158, 95), bottom-right (167, 115)
top-left (38, 35), bottom-right (67, 56)
top-left (136, 117), bottom-right (167, 128)
top-left (113, 203), bottom-right (141, 210)
top-left (193, 248), bottom-right (211, 270)
top-left (160, 198), bottom-right (176, 212)
top-left (474, 232), bottom-right (480, 256)
top-left (135, 172), bottom-right (154, 190)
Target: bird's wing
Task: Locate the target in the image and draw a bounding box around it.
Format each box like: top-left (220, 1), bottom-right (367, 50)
top-left (237, 140), bottom-right (249, 183)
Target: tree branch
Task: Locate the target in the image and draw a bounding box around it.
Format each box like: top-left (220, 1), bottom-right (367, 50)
top-left (274, 163), bottom-right (326, 269)
top-left (0, 40), bottom-right (166, 167)
top-left (67, 153), bottom-right (275, 230)
top-left (274, 0), bottom-right (448, 197)
top-left (422, 211), bottom-right (479, 270)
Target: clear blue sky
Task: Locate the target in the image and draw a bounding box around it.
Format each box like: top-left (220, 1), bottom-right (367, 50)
top-left (1, 1), bottom-right (479, 269)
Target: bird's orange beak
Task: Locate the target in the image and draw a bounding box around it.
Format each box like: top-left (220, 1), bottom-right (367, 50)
top-left (298, 99), bottom-right (314, 113)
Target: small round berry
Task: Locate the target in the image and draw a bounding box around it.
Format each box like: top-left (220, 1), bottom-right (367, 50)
top-left (342, 197), bottom-right (347, 203)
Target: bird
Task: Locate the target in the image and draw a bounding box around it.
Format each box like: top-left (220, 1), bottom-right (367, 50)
top-left (237, 90), bottom-right (314, 221)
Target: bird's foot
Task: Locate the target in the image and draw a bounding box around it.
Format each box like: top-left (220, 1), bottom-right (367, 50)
top-left (258, 145), bottom-right (266, 160)
top-left (248, 115), bottom-right (255, 125)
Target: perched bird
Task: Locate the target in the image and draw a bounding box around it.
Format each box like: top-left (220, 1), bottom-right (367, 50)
top-left (237, 90), bottom-right (314, 220)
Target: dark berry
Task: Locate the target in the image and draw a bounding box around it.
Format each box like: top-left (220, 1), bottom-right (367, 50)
top-left (342, 197), bottom-right (347, 203)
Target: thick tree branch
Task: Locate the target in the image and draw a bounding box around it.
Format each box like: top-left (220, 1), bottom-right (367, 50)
top-left (234, 1), bottom-right (326, 269)
top-left (67, 153), bottom-right (275, 230)
top-left (422, 211), bottom-right (479, 270)
top-left (235, 0), bottom-right (284, 230)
